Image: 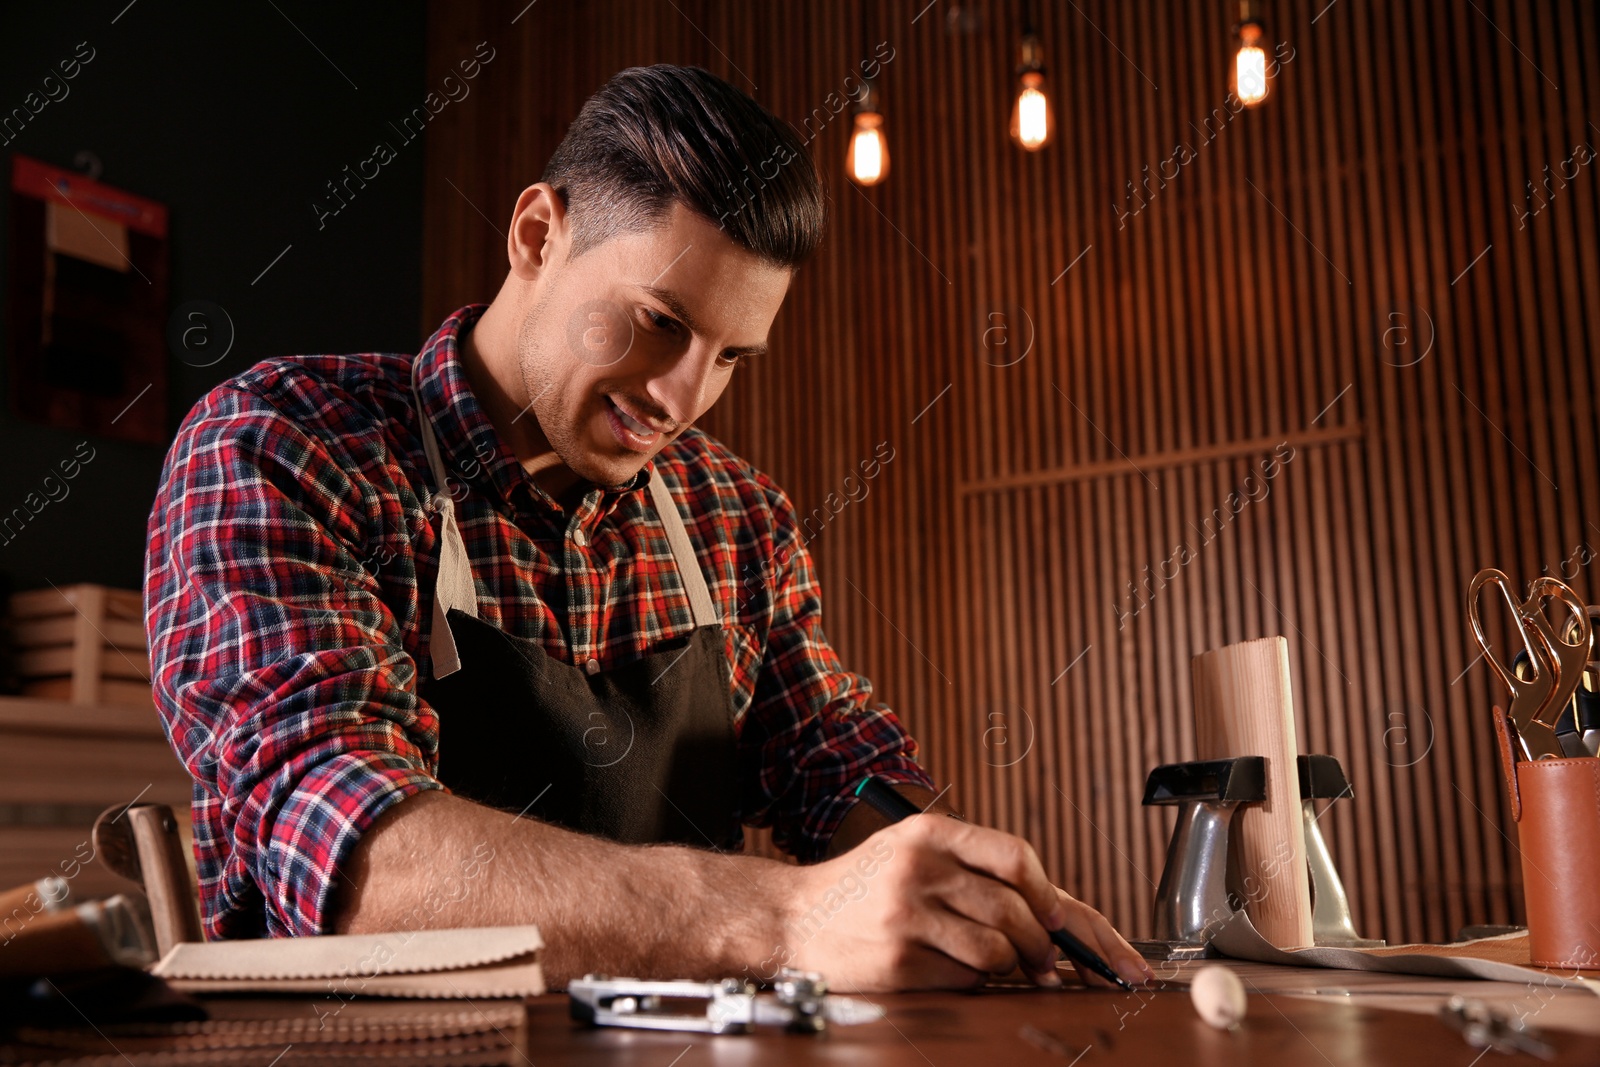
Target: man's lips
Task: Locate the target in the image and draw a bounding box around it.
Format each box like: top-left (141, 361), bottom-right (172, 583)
top-left (603, 395), bottom-right (671, 451)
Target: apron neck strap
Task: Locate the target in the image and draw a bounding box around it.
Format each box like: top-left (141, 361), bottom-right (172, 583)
top-left (411, 355), bottom-right (455, 506)
top-left (412, 356), bottom-right (478, 677)
top-left (647, 466), bottom-right (720, 629)
top-left (411, 352), bottom-right (721, 677)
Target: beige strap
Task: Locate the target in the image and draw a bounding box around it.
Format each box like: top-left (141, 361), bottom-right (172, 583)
top-left (426, 492), bottom-right (480, 678)
top-left (412, 360), bottom-right (479, 679)
top-left (412, 356), bottom-right (718, 681)
top-left (648, 466), bottom-right (719, 629)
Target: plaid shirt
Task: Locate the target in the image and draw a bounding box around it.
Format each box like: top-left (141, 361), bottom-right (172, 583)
top-left (144, 303), bottom-right (933, 940)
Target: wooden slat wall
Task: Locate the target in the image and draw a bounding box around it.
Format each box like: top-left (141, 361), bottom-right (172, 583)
top-left (421, 0), bottom-right (1600, 945)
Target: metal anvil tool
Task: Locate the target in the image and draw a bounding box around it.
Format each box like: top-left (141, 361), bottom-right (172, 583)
top-left (1131, 754), bottom-right (1383, 960)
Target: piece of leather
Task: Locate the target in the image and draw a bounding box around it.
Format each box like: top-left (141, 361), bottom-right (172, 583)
top-left (1211, 907), bottom-right (1600, 991)
top-left (148, 924), bottom-right (545, 998)
top-left (3, 997), bottom-right (529, 1066)
top-left (1513, 756), bottom-right (1600, 969)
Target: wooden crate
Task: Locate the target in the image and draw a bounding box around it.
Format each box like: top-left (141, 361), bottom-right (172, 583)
top-left (6, 584), bottom-right (153, 710)
top-left (0, 696), bottom-right (195, 901)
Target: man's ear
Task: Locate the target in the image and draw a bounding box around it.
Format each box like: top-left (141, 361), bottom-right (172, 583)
top-left (507, 182), bottom-right (568, 282)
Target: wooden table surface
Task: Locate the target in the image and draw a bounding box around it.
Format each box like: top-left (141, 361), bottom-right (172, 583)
top-left (523, 962), bottom-right (1600, 1066)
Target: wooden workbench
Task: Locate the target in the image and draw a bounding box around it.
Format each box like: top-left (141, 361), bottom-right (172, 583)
top-left (525, 960), bottom-right (1600, 1066)
top-left (5, 958), bottom-right (1597, 1064)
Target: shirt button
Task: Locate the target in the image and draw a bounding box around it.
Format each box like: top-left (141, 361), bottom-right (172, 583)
top-left (584, 657), bottom-right (600, 676)
top-left (571, 527), bottom-right (588, 548)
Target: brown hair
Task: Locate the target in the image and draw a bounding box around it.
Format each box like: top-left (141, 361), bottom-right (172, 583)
top-left (541, 64), bottom-right (825, 270)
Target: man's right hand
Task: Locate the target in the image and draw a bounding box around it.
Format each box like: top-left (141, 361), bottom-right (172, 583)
top-left (777, 815), bottom-right (1148, 993)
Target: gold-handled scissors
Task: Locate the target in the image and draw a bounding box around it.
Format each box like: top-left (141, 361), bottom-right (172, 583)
top-left (1468, 569), bottom-right (1591, 760)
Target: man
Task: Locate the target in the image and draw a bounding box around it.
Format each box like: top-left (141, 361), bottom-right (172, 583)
top-left (145, 63), bottom-right (1151, 993)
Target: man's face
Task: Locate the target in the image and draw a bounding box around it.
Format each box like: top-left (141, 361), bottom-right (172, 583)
top-left (515, 200), bottom-right (792, 488)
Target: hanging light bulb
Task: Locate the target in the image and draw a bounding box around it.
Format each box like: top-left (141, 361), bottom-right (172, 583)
top-left (846, 79), bottom-right (889, 186)
top-left (1010, 33), bottom-right (1053, 151)
top-left (1230, 3), bottom-right (1271, 108)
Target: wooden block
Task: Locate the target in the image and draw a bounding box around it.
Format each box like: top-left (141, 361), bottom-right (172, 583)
top-left (7, 616), bottom-right (147, 650)
top-left (0, 732), bottom-right (192, 809)
top-left (9, 584), bottom-right (126, 619)
top-left (0, 695), bottom-right (166, 737)
top-left (1191, 636), bottom-right (1314, 949)
top-left (103, 589), bottom-right (144, 620)
top-left (71, 585), bottom-right (106, 706)
top-left (4, 585), bottom-right (153, 708)
top-left (19, 677), bottom-right (157, 709)
top-left (0, 824), bottom-right (127, 903)
top-left (16, 646), bottom-right (152, 682)
top-left (7, 584), bottom-right (143, 622)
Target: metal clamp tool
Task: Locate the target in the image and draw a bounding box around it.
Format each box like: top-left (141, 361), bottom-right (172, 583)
top-left (1133, 754), bottom-right (1380, 959)
top-left (1133, 756), bottom-right (1266, 959)
top-left (568, 969), bottom-right (884, 1034)
top-left (1299, 754), bottom-right (1382, 948)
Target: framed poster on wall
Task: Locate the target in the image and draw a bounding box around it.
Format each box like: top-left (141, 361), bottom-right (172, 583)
top-left (7, 155), bottom-right (168, 445)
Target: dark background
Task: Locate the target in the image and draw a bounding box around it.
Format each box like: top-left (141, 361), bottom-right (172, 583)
top-left (0, 1), bottom-right (428, 593)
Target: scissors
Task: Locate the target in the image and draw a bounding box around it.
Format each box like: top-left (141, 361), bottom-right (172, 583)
top-left (1467, 569), bottom-right (1591, 761)
top-left (1573, 605), bottom-right (1600, 756)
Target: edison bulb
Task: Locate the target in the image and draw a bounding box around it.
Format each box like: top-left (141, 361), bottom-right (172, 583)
top-left (1233, 21), bottom-right (1269, 107)
top-left (847, 111), bottom-right (889, 186)
top-left (1010, 70), bottom-right (1052, 150)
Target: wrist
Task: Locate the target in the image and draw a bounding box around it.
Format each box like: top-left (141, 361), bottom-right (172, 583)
top-left (701, 851), bottom-right (803, 982)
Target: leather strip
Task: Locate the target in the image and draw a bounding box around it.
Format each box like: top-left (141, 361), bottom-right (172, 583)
top-left (647, 466), bottom-right (719, 629)
top-left (412, 358), bottom-right (480, 679)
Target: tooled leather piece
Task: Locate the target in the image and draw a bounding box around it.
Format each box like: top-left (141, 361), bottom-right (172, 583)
top-left (155, 926), bottom-right (542, 980)
top-left (1492, 705), bottom-right (1521, 822)
top-left (1516, 756), bottom-right (1600, 969)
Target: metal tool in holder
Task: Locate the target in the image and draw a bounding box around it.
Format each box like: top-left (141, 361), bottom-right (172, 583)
top-left (1133, 754), bottom-right (1381, 959)
top-left (568, 969), bottom-right (884, 1034)
top-left (1132, 756), bottom-right (1266, 959)
top-left (1298, 754), bottom-right (1383, 948)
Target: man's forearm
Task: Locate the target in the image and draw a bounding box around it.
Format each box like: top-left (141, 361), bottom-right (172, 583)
top-left (329, 790), bottom-right (791, 988)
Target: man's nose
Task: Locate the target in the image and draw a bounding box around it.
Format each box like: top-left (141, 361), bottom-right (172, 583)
top-left (646, 344), bottom-right (720, 427)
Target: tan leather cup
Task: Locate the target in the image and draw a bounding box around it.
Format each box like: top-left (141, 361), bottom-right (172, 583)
top-left (1493, 706), bottom-right (1600, 969)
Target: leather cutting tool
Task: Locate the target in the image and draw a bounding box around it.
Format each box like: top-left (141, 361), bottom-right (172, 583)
top-left (1468, 569), bottom-right (1591, 761)
top-left (1571, 604), bottom-right (1600, 756)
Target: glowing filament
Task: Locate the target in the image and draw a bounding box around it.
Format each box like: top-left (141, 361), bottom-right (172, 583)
top-left (1011, 72), bottom-right (1052, 150)
top-left (848, 112), bottom-right (888, 185)
top-left (1235, 43), bottom-right (1268, 105)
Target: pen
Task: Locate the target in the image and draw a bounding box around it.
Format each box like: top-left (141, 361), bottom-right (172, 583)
top-left (852, 776), bottom-right (1137, 992)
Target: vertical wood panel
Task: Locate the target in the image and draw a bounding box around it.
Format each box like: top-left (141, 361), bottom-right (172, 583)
top-left (423, 0), bottom-right (1600, 945)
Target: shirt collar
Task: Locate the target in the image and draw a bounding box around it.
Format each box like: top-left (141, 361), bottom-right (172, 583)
top-left (411, 303), bottom-right (651, 520)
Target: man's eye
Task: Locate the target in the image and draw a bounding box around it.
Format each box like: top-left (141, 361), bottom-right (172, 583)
top-left (717, 350), bottom-right (747, 369)
top-left (642, 309), bottom-right (678, 333)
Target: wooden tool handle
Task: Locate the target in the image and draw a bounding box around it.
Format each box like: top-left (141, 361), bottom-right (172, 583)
top-left (125, 804), bottom-right (204, 954)
top-left (1192, 636), bottom-right (1314, 949)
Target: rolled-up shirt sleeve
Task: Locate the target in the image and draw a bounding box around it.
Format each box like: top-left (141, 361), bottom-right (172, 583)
top-left (145, 384), bottom-right (442, 939)
top-left (735, 475), bottom-right (936, 862)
